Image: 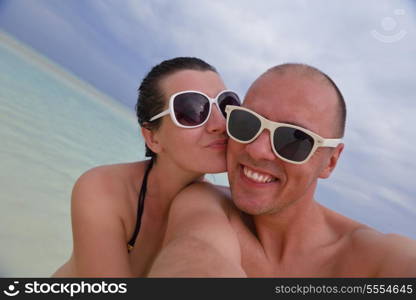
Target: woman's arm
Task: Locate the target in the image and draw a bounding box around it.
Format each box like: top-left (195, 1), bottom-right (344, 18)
top-left (53, 167), bottom-right (133, 277)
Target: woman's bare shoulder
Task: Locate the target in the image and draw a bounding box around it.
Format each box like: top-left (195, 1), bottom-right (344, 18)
top-left (79, 161), bottom-right (144, 182)
top-left (74, 161), bottom-right (146, 194)
top-left (71, 161), bottom-right (148, 227)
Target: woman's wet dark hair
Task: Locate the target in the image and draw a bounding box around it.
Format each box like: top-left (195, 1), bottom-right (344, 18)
top-left (135, 57), bottom-right (218, 160)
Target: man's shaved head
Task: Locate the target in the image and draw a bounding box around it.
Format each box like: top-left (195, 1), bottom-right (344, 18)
top-left (261, 63), bottom-right (346, 137)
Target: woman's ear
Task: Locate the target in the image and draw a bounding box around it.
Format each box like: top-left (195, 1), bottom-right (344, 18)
top-left (141, 125), bottom-right (162, 154)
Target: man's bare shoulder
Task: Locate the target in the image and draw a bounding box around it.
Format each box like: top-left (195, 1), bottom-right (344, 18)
top-left (349, 227), bottom-right (416, 255)
top-left (319, 206), bottom-right (416, 276)
top-left (347, 227), bottom-right (416, 277)
top-left (173, 182), bottom-right (233, 214)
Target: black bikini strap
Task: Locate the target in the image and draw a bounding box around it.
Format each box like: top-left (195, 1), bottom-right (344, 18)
top-left (128, 158), bottom-right (154, 248)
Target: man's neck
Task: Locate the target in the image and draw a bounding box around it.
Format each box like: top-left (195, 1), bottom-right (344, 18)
top-left (252, 194), bottom-right (338, 268)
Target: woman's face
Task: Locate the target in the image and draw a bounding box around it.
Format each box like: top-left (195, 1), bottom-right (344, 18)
top-left (155, 69), bottom-right (228, 175)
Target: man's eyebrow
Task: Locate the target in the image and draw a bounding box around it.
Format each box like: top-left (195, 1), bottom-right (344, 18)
top-left (260, 112), bottom-right (311, 130)
top-left (279, 120), bottom-right (310, 130)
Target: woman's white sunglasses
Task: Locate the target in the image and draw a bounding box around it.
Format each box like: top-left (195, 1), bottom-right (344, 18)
top-left (150, 90), bottom-right (240, 128)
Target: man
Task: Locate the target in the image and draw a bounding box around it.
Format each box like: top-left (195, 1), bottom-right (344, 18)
top-left (149, 63), bottom-right (416, 277)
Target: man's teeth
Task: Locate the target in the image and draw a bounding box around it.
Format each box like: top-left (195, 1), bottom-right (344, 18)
top-left (243, 166), bottom-right (276, 183)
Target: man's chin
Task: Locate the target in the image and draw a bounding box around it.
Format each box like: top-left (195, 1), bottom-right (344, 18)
top-left (232, 193), bottom-right (269, 216)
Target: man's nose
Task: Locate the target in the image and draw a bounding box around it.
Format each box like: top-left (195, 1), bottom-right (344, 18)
top-left (244, 129), bottom-right (276, 161)
top-left (205, 104), bottom-right (226, 134)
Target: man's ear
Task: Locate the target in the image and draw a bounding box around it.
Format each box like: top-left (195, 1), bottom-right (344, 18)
top-left (319, 143), bottom-right (344, 179)
top-left (141, 126), bottom-right (162, 154)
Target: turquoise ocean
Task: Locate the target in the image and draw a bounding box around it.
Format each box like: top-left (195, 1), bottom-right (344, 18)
top-left (0, 31), bottom-right (227, 277)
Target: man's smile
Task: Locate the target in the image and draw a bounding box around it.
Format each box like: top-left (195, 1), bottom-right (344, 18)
top-left (241, 164), bottom-right (278, 184)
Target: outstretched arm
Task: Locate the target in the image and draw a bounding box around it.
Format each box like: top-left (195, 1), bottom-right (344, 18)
top-left (149, 183), bottom-right (246, 277)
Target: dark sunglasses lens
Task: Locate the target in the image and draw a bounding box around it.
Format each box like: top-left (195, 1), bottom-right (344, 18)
top-left (273, 127), bottom-right (314, 162)
top-left (228, 109), bottom-right (261, 141)
top-left (218, 92), bottom-right (241, 117)
top-left (173, 93), bottom-right (209, 126)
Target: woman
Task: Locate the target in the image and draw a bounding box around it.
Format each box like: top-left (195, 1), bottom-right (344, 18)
top-left (53, 57), bottom-right (240, 277)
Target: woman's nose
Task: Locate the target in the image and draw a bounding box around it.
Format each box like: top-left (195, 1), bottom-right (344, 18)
top-left (205, 104), bottom-right (226, 134)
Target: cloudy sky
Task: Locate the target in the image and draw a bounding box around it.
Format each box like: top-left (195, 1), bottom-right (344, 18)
top-left (0, 0), bottom-right (415, 238)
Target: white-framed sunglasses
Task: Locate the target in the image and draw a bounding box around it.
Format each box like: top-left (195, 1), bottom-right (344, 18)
top-left (149, 90), bottom-right (241, 128)
top-left (225, 105), bottom-right (343, 164)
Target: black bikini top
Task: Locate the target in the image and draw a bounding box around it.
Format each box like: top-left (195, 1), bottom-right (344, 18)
top-left (127, 158), bottom-right (154, 252)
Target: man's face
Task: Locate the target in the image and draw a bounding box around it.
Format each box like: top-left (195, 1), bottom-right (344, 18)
top-left (227, 71), bottom-right (342, 216)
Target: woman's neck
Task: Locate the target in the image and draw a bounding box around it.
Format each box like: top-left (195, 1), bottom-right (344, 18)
top-left (143, 157), bottom-right (204, 218)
